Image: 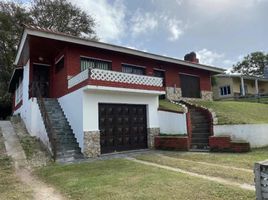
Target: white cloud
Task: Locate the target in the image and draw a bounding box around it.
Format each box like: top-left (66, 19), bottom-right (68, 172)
top-left (70, 0), bottom-right (126, 42)
top-left (175, 0), bottom-right (183, 6)
top-left (196, 49), bottom-right (224, 65)
top-left (167, 19), bottom-right (184, 41)
top-left (130, 10), bottom-right (158, 36)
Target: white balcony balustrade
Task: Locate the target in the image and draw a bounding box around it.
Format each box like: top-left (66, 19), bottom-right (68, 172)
top-left (68, 68), bottom-right (163, 89)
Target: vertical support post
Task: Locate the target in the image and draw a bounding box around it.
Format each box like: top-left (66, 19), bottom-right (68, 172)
top-left (254, 162), bottom-right (262, 200)
top-left (255, 79), bottom-right (259, 96)
top-left (240, 77), bottom-right (245, 96)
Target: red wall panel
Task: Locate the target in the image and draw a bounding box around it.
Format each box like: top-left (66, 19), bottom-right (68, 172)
top-left (29, 41), bottom-right (213, 98)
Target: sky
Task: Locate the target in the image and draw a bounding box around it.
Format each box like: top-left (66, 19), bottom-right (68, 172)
top-left (18, 0), bottom-right (268, 69)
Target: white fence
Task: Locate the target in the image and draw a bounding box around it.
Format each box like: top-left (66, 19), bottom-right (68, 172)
top-left (68, 68), bottom-right (163, 89)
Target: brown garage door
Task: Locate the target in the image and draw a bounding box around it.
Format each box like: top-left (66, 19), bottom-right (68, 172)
top-left (180, 74), bottom-right (201, 98)
top-left (99, 103), bottom-right (147, 154)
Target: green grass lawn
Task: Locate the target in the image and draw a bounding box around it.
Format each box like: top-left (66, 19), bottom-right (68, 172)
top-left (36, 159), bottom-right (254, 200)
top-left (190, 100), bottom-right (268, 124)
top-left (153, 147), bottom-right (268, 169)
top-left (159, 99), bottom-right (184, 112)
top-left (236, 97), bottom-right (268, 104)
top-left (0, 129), bottom-right (32, 200)
top-left (135, 153), bottom-right (254, 185)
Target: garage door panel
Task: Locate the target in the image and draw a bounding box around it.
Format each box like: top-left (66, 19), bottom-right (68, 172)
top-left (99, 103), bottom-right (147, 154)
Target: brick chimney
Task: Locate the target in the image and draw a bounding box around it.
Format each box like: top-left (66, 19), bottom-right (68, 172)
top-left (184, 52), bottom-right (199, 63)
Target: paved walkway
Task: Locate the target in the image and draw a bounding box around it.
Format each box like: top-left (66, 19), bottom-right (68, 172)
top-left (0, 121), bottom-right (64, 200)
top-left (127, 157), bottom-right (255, 191)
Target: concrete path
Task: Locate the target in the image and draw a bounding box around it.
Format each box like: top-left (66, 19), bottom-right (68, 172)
top-left (0, 121), bottom-right (64, 200)
top-left (127, 157), bottom-right (255, 191)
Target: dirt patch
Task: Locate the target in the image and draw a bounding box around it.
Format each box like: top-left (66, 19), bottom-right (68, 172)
top-left (11, 116), bottom-right (51, 167)
top-left (1, 120), bottom-right (65, 200)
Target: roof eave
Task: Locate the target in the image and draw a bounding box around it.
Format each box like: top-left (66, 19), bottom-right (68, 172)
top-left (15, 27), bottom-right (225, 73)
top-left (14, 30), bottom-right (28, 65)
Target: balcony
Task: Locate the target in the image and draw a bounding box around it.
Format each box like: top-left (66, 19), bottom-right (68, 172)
top-left (68, 68), bottom-right (164, 92)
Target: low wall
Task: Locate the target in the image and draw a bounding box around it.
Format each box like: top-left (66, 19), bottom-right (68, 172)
top-left (155, 136), bottom-right (189, 151)
top-left (158, 110), bottom-right (187, 135)
top-left (214, 124), bottom-right (268, 148)
top-left (19, 98), bottom-right (51, 152)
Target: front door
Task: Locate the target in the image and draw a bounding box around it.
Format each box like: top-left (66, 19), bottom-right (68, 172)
top-left (99, 103), bottom-right (148, 154)
top-left (33, 64), bottom-right (50, 97)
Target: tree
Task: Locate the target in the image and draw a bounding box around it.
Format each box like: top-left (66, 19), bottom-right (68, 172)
top-left (232, 52), bottom-right (268, 76)
top-left (0, 0), bottom-right (97, 118)
top-left (30, 0), bottom-right (97, 39)
top-left (0, 2), bottom-right (31, 118)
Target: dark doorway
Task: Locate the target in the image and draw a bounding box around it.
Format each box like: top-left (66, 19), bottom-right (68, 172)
top-left (99, 103), bottom-right (147, 154)
top-left (180, 74), bottom-right (201, 98)
top-left (32, 64), bottom-right (50, 97)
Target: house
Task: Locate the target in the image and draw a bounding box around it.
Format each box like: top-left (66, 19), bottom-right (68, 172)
top-left (8, 25), bottom-right (225, 160)
top-left (212, 74), bottom-right (268, 100)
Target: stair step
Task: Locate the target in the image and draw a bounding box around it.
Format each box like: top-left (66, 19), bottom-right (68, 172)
top-left (190, 112), bottom-right (205, 117)
top-left (37, 98), bottom-right (83, 161)
top-left (192, 126), bottom-right (210, 131)
top-left (191, 143), bottom-right (210, 150)
top-left (191, 132), bottom-right (210, 135)
top-left (191, 138), bottom-right (209, 143)
top-left (192, 123), bottom-right (209, 128)
top-left (191, 134), bottom-right (210, 139)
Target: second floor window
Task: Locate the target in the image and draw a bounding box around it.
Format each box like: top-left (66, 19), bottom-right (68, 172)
top-left (80, 57), bottom-right (112, 71)
top-left (122, 64), bottom-right (145, 75)
top-left (220, 85), bottom-right (231, 96)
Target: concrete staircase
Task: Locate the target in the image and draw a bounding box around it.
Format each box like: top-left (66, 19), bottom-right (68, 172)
top-left (189, 107), bottom-right (211, 150)
top-left (37, 98), bottom-right (83, 162)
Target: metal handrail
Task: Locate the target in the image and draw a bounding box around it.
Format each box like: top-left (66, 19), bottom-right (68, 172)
top-left (31, 82), bottom-right (57, 161)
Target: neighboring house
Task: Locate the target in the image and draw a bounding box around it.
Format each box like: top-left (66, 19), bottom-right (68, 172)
top-left (8, 25), bottom-right (224, 159)
top-left (213, 74), bottom-right (268, 100)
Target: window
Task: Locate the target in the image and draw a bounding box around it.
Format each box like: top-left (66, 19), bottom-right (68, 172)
top-left (220, 85), bottom-right (231, 96)
top-left (153, 70), bottom-right (165, 78)
top-left (122, 64), bottom-right (145, 75)
top-left (80, 57), bottom-right (112, 71)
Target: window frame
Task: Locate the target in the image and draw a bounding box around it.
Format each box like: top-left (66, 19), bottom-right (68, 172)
top-left (80, 56), bottom-right (112, 72)
top-left (219, 85), bottom-right (231, 96)
top-left (121, 63), bottom-right (146, 75)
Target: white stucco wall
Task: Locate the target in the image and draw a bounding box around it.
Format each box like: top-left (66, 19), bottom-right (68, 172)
top-left (14, 60), bottom-right (51, 151)
top-left (83, 89), bottom-right (159, 132)
top-left (214, 124), bottom-right (268, 148)
top-left (158, 110), bottom-right (187, 135)
top-left (58, 89), bottom-right (84, 151)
